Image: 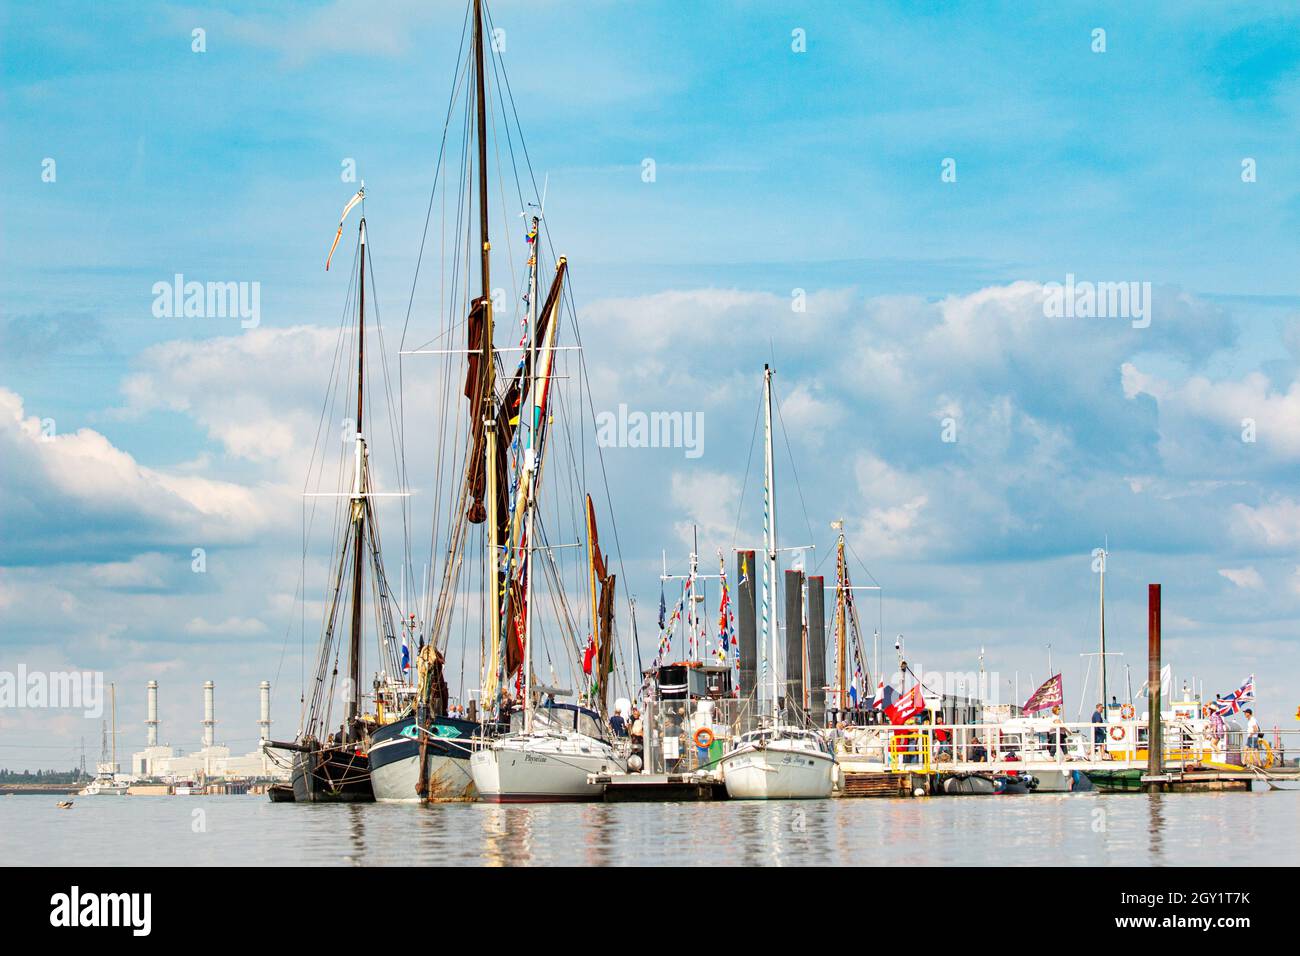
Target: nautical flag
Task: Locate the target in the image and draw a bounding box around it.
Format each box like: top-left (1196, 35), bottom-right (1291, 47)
top-left (1135, 664), bottom-right (1172, 701)
top-left (1213, 675), bottom-right (1255, 717)
top-left (716, 552), bottom-right (734, 662)
top-left (658, 585), bottom-right (666, 632)
top-left (1023, 673), bottom-right (1064, 715)
top-left (848, 684), bottom-right (858, 707)
top-left (401, 639), bottom-right (410, 676)
top-left (582, 637), bottom-right (596, 676)
top-left (886, 685), bottom-right (925, 725)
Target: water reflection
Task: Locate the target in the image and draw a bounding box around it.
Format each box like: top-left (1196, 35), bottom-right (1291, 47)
top-left (1147, 795), bottom-right (1166, 862)
top-left (3, 791), bottom-right (1295, 866)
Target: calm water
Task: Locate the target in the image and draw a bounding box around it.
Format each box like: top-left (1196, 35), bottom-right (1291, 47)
top-left (4, 788), bottom-right (1297, 866)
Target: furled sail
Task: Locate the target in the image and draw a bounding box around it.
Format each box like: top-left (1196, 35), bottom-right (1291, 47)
top-left (500, 259), bottom-right (567, 679)
top-left (585, 494), bottom-right (616, 711)
top-left (478, 258), bottom-right (569, 701)
top-left (464, 295), bottom-right (491, 525)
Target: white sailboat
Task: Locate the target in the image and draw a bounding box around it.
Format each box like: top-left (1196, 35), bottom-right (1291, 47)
top-left (80, 682), bottom-right (128, 796)
top-left (720, 365), bottom-right (835, 799)
top-left (470, 700), bottom-right (618, 803)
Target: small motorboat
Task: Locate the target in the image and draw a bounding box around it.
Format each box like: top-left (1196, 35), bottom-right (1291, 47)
top-left (943, 773), bottom-right (998, 795)
top-left (56, 800), bottom-right (74, 809)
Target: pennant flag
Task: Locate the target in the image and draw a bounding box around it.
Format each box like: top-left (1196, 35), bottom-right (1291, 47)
top-left (1213, 675), bottom-right (1255, 717)
top-left (1023, 673), bottom-right (1064, 714)
top-left (326, 187), bottom-right (365, 271)
top-left (658, 585), bottom-right (666, 632)
top-left (886, 684), bottom-right (925, 725)
top-left (716, 552), bottom-right (734, 664)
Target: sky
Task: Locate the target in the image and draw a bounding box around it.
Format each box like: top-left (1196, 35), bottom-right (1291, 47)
top-left (3, 0), bottom-right (1300, 769)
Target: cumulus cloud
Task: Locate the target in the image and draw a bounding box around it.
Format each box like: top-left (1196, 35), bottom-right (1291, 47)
top-left (0, 387), bottom-right (276, 565)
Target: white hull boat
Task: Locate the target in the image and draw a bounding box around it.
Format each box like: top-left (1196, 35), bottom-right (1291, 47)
top-left (721, 728), bottom-right (835, 800)
top-left (470, 730), bottom-right (618, 803)
top-left (78, 776), bottom-right (128, 796)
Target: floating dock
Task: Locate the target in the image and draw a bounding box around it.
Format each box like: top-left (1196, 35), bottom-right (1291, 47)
top-left (590, 772), bottom-right (727, 801)
top-left (839, 772), bottom-right (927, 797)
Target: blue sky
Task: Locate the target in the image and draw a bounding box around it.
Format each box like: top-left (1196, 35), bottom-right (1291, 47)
top-left (3, 1), bottom-right (1300, 767)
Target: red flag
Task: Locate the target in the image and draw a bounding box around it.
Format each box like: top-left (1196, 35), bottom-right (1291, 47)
top-left (582, 638), bottom-right (596, 675)
top-left (1022, 673), bottom-right (1063, 714)
top-left (886, 685), bottom-right (925, 724)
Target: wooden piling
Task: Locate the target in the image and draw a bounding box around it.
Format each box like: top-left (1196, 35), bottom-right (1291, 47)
top-left (1145, 584), bottom-right (1163, 792)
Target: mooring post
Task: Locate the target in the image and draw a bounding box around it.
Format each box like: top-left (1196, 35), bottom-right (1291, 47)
top-left (1146, 583), bottom-right (1163, 791)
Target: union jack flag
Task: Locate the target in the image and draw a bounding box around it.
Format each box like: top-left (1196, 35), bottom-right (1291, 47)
top-left (1213, 675), bottom-right (1255, 716)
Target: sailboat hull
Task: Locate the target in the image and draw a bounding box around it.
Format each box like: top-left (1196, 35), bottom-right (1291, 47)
top-left (721, 741), bottom-right (835, 799)
top-left (470, 732), bottom-right (618, 803)
top-left (368, 715), bottom-right (479, 803)
top-left (291, 745), bottom-right (374, 803)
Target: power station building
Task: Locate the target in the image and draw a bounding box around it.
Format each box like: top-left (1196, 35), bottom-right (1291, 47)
top-left (130, 679), bottom-right (288, 781)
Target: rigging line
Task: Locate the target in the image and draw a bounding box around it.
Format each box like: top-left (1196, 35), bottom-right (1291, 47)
top-left (398, 5), bottom-right (472, 354)
top-left (772, 377), bottom-right (817, 556)
top-left (844, 538), bottom-right (883, 589)
top-left (475, 6), bottom-right (626, 657)
top-left (295, 237), bottom-right (361, 727)
top-left (731, 382), bottom-right (764, 549)
top-left (485, 54), bottom-right (522, 333)
top-left (484, 0), bottom-right (529, 218)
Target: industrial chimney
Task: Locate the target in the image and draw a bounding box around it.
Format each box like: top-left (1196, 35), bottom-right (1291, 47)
top-left (202, 680), bottom-right (216, 749)
top-left (257, 680), bottom-right (272, 742)
top-left (146, 679), bottom-right (160, 747)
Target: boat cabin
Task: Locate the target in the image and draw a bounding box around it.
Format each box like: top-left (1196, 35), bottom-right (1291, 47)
top-left (653, 662), bottom-right (733, 701)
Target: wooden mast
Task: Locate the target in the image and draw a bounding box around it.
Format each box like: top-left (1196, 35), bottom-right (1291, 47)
top-left (345, 216), bottom-right (367, 740)
top-left (472, 0), bottom-right (502, 710)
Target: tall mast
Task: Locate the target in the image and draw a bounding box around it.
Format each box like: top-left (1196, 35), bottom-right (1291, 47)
top-left (836, 525), bottom-right (847, 710)
top-left (524, 215), bottom-right (539, 732)
top-left (1098, 544), bottom-right (1107, 708)
top-left (473, 0), bottom-right (502, 710)
top-left (346, 217), bottom-right (367, 739)
top-left (762, 364), bottom-right (779, 717)
top-left (110, 681), bottom-right (117, 772)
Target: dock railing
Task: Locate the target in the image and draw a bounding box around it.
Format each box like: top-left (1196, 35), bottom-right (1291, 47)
top-left (834, 720), bottom-right (1299, 774)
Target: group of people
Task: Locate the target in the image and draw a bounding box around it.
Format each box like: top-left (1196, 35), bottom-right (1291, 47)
top-left (607, 706), bottom-right (643, 744)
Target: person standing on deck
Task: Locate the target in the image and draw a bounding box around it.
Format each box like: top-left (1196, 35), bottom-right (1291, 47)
top-left (609, 709), bottom-right (628, 738)
top-left (1244, 708), bottom-right (1261, 750)
top-left (1091, 703), bottom-right (1106, 757)
top-left (1048, 704), bottom-right (1067, 757)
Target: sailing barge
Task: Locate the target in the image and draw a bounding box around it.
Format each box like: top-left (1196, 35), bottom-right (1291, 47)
top-left (269, 193), bottom-right (409, 803)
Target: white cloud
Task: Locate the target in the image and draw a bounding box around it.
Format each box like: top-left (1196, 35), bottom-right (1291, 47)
top-left (0, 387), bottom-right (275, 564)
top-left (1218, 566), bottom-right (1263, 590)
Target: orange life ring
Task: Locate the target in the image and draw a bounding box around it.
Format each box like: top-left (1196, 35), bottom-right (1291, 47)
top-left (1109, 725), bottom-right (1126, 742)
top-left (693, 727), bottom-right (714, 749)
top-left (1119, 703), bottom-right (1135, 720)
